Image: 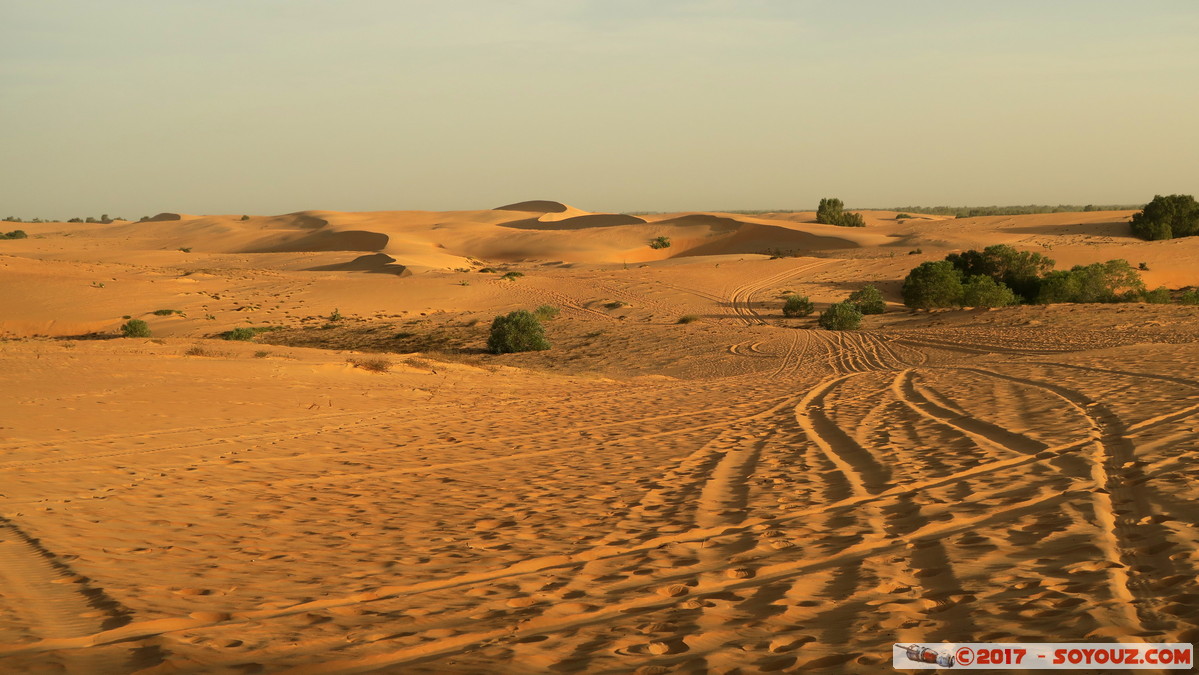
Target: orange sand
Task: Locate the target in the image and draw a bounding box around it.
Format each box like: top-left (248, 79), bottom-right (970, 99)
top-left (1, 204), bottom-right (1196, 673)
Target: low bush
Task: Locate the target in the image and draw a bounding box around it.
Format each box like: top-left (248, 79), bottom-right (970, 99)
top-left (500, 271), bottom-right (524, 281)
top-left (818, 302), bottom-right (863, 330)
top-left (487, 310), bottom-right (550, 354)
top-left (604, 300), bottom-right (628, 309)
top-left (649, 236), bottom-right (672, 249)
top-left (677, 314), bottom-right (700, 324)
top-left (221, 326), bottom-right (280, 341)
top-left (152, 308), bottom-right (182, 316)
top-left (1178, 289), bottom-right (1199, 305)
top-left (1, 230), bottom-right (28, 240)
top-left (847, 285), bottom-right (886, 314)
top-left (1142, 287), bottom-right (1172, 304)
top-left (534, 305), bottom-right (560, 320)
top-left (121, 319), bottom-right (151, 337)
top-left (782, 294), bottom-right (815, 317)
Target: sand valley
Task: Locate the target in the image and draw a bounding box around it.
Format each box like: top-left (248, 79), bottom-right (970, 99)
top-left (1, 203), bottom-right (1197, 673)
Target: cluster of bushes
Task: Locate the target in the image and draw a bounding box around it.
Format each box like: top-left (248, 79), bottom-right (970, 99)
top-left (66, 214), bottom-right (122, 223)
top-left (1, 230), bottom-right (28, 240)
top-left (649, 236), bottom-right (672, 249)
top-left (901, 244), bottom-right (1178, 308)
top-left (780, 284), bottom-right (886, 330)
top-left (1130, 194), bottom-right (1199, 241)
top-left (815, 198), bottom-right (865, 227)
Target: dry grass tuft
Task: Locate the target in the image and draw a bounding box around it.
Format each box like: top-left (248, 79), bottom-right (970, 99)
top-left (348, 357), bottom-right (392, 373)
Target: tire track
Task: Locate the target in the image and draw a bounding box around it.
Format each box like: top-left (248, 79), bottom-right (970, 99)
top-left (794, 374), bottom-right (893, 497)
top-left (956, 367), bottom-right (1178, 633)
top-left (0, 518), bottom-right (155, 673)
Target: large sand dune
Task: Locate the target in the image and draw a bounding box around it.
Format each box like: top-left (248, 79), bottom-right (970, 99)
top-left (1, 205), bottom-right (1197, 673)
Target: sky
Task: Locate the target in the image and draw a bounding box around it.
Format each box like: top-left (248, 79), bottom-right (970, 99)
top-left (2, 1), bottom-right (1197, 218)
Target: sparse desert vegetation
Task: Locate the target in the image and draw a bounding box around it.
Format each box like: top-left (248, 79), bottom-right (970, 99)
top-left (5, 4), bottom-right (1198, 671)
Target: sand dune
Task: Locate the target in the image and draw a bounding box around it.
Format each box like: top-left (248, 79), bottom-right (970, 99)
top-left (1, 204), bottom-right (1197, 673)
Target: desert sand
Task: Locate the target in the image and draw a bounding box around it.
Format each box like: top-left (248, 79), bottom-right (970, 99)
top-left (1, 203), bottom-right (1197, 673)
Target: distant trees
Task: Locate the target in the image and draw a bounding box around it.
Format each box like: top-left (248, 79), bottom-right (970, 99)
top-left (816, 198), bottom-right (866, 227)
top-left (1130, 194), bottom-right (1199, 241)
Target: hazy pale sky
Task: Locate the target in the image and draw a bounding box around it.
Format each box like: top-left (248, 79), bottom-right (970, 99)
top-left (2, 1), bottom-right (1197, 218)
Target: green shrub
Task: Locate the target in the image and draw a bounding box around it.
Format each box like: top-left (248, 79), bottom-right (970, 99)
top-left (478, 267), bottom-right (497, 273)
top-left (223, 327), bottom-right (257, 341)
top-left (534, 305), bottom-right (560, 320)
top-left (816, 198), bottom-right (866, 227)
top-left (1, 230), bottom-right (28, 240)
top-left (818, 302), bottom-right (863, 330)
top-left (649, 236), bottom-right (672, 249)
top-left (152, 308), bottom-right (182, 316)
top-left (1178, 289), bottom-right (1199, 305)
top-left (847, 285), bottom-right (886, 314)
top-left (329, 308), bottom-right (344, 321)
top-left (945, 244), bottom-right (1053, 302)
top-left (240, 215), bottom-right (250, 221)
top-left (677, 314), bottom-right (700, 324)
top-left (1130, 194), bottom-right (1199, 241)
top-left (1138, 262), bottom-right (1149, 271)
top-left (121, 319), bottom-right (151, 337)
top-left (1036, 259), bottom-right (1145, 304)
top-left (1142, 287), bottom-right (1172, 304)
top-left (896, 213), bottom-right (912, 220)
top-left (782, 294), bottom-right (815, 317)
top-left (604, 301), bottom-right (627, 309)
top-left (500, 271), bottom-right (524, 281)
top-left (487, 310), bottom-right (550, 354)
top-left (902, 260), bottom-right (964, 309)
top-left (961, 275), bottom-right (1018, 308)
